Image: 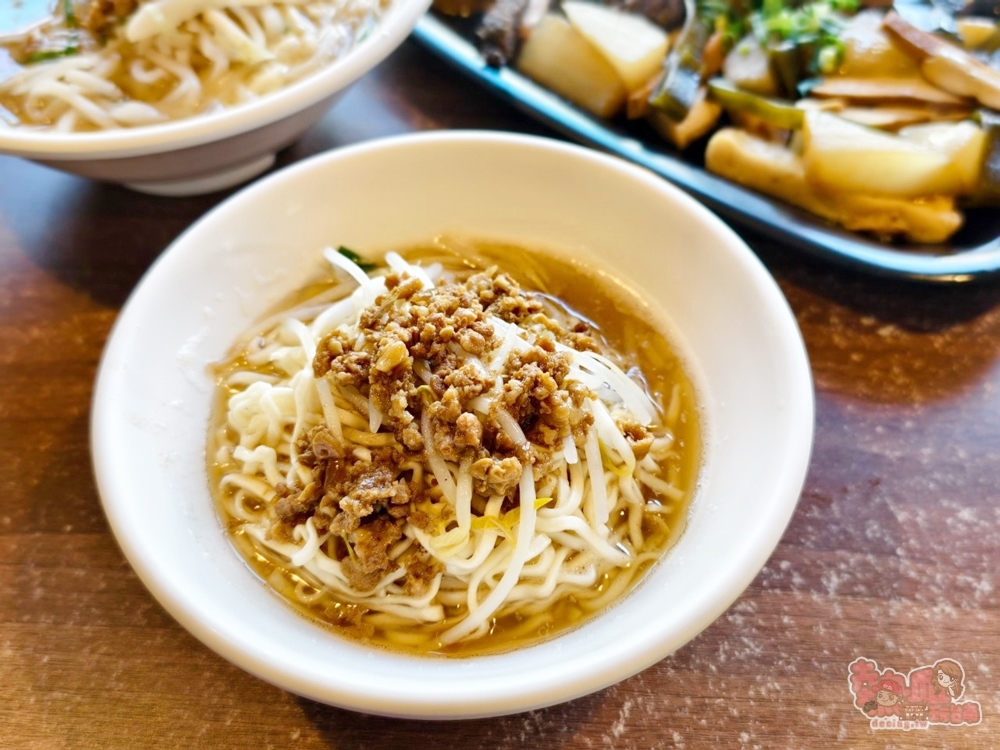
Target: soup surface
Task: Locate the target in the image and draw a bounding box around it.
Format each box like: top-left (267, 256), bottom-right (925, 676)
top-left (208, 238), bottom-right (701, 656)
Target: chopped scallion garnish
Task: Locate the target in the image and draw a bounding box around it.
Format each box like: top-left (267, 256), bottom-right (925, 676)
top-left (337, 246), bottom-right (378, 272)
top-left (64, 0), bottom-right (78, 29)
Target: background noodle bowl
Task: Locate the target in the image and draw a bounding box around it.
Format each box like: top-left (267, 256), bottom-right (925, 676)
top-left (208, 239), bottom-right (701, 656)
top-left (0, 0), bottom-right (388, 131)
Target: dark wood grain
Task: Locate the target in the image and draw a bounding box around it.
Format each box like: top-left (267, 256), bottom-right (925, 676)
top-left (2, 38), bottom-right (999, 749)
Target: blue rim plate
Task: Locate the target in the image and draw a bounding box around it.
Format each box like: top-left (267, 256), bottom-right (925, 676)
top-left (413, 13), bottom-right (1000, 284)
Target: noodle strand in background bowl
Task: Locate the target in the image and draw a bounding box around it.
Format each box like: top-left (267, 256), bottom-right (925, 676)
top-left (0, 0), bottom-right (429, 192)
top-left (1, 0), bottom-right (387, 130)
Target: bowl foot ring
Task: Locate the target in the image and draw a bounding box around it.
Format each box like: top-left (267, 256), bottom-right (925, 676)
top-left (124, 153), bottom-right (277, 197)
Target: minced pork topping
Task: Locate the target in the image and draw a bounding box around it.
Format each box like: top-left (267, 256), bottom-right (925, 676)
top-left (264, 267), bottom-right (652, 592)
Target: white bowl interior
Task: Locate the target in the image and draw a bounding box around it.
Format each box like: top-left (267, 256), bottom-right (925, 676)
top-left (91, 131), bottom-right (814, 719)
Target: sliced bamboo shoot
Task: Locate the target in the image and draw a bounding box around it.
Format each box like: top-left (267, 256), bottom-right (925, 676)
top-left (882, 10), bottom-right (949, 59)
top-left (836, 106), bottom-right (971, 130)
top-left (921, 48), bottom-right (1000, 112)
top-left (884, 10), bottom-right (1000, 111)
top-left (809, 76), bottom-right (969, 107)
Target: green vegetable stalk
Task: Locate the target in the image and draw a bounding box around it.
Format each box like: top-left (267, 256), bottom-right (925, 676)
top-left (648, 6), bottom-right (712, 120)
top-left (337, 246), bottom-right (379, 272)
top-left (706, 77), bottom-right (804, 129)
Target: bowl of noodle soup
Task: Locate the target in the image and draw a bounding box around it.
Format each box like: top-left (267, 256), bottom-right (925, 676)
top-left (92, 130), bottom-right (814, 717)
top-left (0, 0), bottom-right (429, 194)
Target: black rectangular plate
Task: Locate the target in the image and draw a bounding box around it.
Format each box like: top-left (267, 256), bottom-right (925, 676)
top-left (413, 12), bottom-right (1000, 283)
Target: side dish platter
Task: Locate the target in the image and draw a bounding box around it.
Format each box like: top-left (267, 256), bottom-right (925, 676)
top-left (413, 12), bottom-right (1000, 283)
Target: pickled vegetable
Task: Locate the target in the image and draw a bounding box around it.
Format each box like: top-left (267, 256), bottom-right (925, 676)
top-left (707, 77), bottom-right (804, 129)
top-left (648, 8), bottom-right (710, 120)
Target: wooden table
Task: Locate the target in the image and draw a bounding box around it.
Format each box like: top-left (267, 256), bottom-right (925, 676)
top-left (3, 38), bottom-right (999, 749)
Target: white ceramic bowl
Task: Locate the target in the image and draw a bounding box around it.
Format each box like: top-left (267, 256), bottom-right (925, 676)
top-left (0, 0), bottom-right (429, 195)
top-left (91, 131), bottom-right (814, 718)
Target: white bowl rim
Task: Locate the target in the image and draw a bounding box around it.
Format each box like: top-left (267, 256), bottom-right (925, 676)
top-left (90, 130), bottom-right (815, 718)
top-left (0, 0), bottom-right (430, 160)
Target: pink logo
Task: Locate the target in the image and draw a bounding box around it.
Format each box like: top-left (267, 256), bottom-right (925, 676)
top-left (848, 657), bottom-right (982, 731)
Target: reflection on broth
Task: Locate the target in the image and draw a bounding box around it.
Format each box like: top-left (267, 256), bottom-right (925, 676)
top-left (208, 238), bottom-right (701, 656)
